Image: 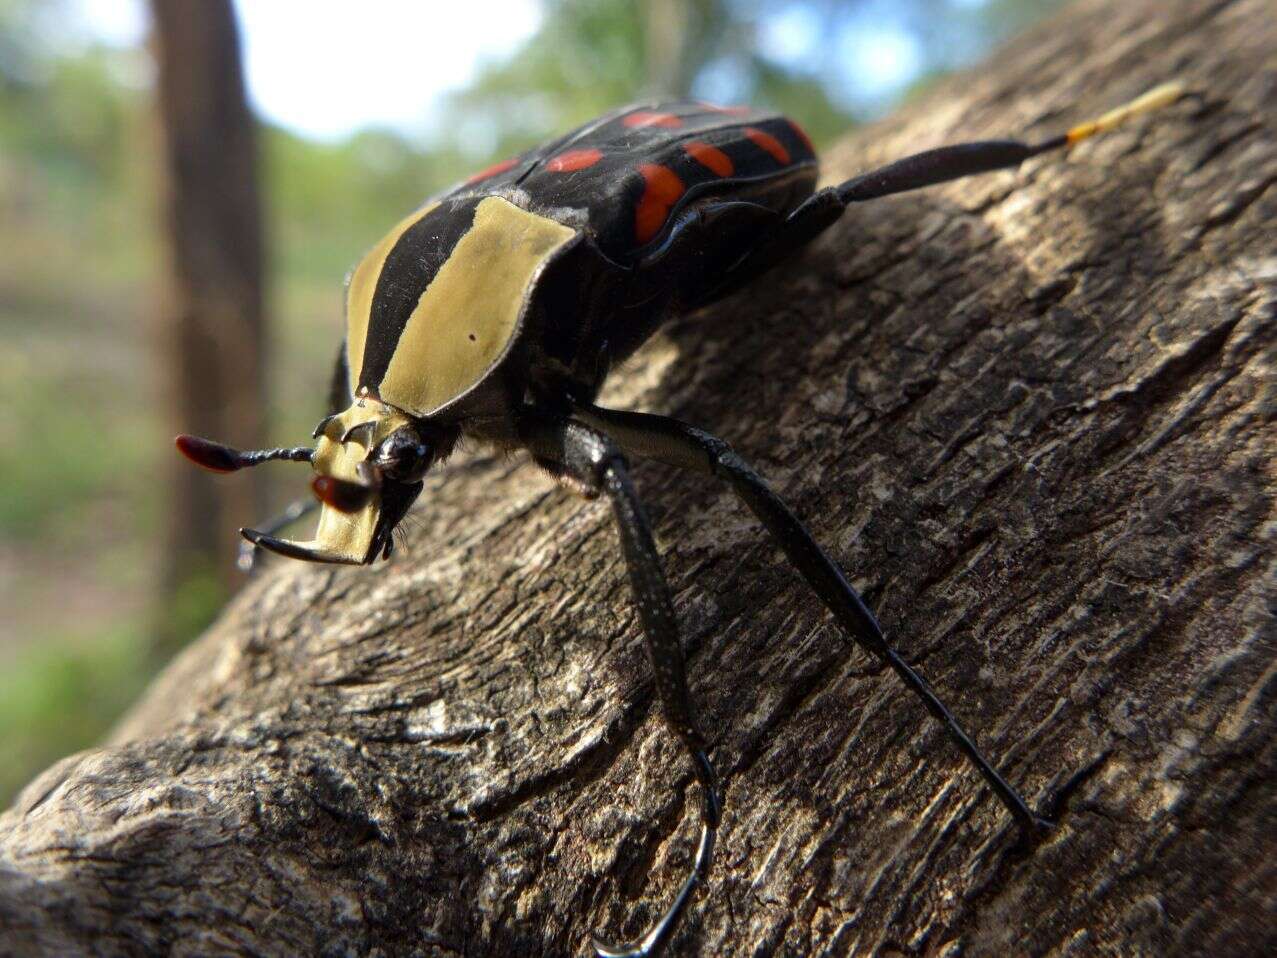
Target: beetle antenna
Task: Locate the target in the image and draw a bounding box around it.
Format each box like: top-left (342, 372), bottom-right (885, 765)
top-left (175, 434), bottom-right (313, 473)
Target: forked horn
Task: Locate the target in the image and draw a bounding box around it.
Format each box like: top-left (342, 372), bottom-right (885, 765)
top-left (238, 528), bottom-right (364, 565)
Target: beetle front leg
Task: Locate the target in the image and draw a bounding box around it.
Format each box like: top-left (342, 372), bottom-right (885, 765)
top-left (240, 343), bottom-right (352, 573)
top-left (236, 497), bottom-right (318, 572)
top-left (519, 413), bottom-right (720, 958)
top-left (573, 402), bottom-right (1052, 838)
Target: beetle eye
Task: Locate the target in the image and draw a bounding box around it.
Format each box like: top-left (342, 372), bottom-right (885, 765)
top-left (373, 429), bottom-right (434, 483)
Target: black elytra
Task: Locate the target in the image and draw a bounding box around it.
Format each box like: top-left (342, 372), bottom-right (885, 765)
top-left (177, 85), bottom-right (1186, 955)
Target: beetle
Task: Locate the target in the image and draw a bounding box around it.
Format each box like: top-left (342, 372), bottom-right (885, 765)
top-left (178, 82), bottom-right (1184, 956)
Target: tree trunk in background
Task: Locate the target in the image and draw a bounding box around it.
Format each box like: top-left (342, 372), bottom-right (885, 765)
top-left (645, 0), bottom-right (689, 96)
top-left (150, 0), bottom-right (265, 654)
top-left (2, 0), bottom-right (1272, 954)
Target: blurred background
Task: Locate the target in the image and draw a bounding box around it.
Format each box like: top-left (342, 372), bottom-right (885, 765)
top-left (0, 0), bottom-right (1062, 804)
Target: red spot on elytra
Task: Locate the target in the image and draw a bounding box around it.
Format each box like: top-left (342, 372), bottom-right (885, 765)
top-left (744, 127), bottom-right (790, 165)
top-left (466, 157), bottom-right (517, 184)
top-left (683, 141), bottom-right (734, 177)
top-left (788, 119), bottom-right (814, 153)
top-left (623, 111), bottom-right (682, 129)
top-left (546, 148), bottom-right (602, 172)
top-left (634, 163), bottom-right (686, 243)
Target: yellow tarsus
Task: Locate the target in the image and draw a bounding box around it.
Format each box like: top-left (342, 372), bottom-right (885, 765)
top-left (1065, 81), bottom-right (1186, 145)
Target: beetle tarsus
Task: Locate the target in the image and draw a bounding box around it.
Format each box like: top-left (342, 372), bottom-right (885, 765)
top-left (1021, 813), bottom-right (1056, 842)
top-left (592, 759), bottom-right (718, 958)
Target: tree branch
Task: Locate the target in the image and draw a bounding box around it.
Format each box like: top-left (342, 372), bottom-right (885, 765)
top-left (3, 0), bottom-right (1273, 954)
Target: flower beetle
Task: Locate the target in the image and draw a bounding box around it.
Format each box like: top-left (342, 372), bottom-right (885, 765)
top-left (179, 84), bottom-right (1185, 956)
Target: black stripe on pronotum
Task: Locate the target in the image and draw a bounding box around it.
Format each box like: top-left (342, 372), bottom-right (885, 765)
top-left (178, 82), bottom-right (1187, 956)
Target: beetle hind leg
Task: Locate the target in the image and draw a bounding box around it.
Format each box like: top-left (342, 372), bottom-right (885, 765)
top-left (573, 402), bottom-right (1053, 838)
top-left (697, 82), bottom-right (1186, 306)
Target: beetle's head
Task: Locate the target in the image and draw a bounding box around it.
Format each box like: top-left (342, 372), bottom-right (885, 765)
top-left (176, 399), bottom-right (458, 565)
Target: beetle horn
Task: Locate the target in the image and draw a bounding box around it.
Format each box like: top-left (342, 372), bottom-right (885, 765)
top-left (239, 470), bottom-right (391, 565)
top-left (176, 435), bottom-right (313, 472)
top-left (239, 527), bottom-right (364, 565)
top-left (238, 456), bottom-right (391, 566)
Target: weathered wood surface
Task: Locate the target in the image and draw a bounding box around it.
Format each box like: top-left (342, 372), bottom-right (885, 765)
top-left (3, 0), bottom-right (1273, 954)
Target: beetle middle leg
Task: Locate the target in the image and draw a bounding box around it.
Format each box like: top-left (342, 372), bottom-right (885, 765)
top-left (573, 402), bottom-right (1052, 837)
top-left (519, 412), bottom-right (720, 958)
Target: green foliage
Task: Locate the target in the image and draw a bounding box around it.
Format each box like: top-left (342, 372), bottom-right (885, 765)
top-left (263, 126), bottom-right (468, 285)
top-left (442, 0), bottom-right (856, 159)
top-left (152, 563), bottom-right (227, 662)
top-left (0, 625), bottom-right (152, 805)
top-left (0, 385), bottom-right (137, 541)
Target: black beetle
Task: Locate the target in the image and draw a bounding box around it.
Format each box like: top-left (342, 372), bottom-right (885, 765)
top-left (179, 83), bottom-right (1183, 956)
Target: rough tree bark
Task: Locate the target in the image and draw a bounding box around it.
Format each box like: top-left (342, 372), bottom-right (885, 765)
top-left (151, 0), bottom-right (266, 644)
top-left (3, 0), bottom-right (1272, 954)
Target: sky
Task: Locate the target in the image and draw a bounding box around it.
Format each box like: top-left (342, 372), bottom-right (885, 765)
top-left (74, 0), bottom-right (545, 141)
top-left (73, 0), bottom-right (958, 142)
